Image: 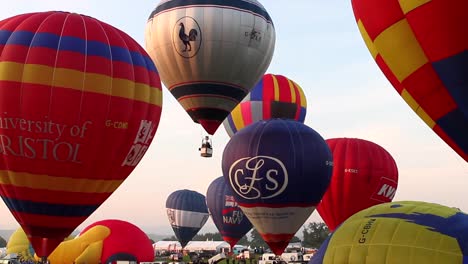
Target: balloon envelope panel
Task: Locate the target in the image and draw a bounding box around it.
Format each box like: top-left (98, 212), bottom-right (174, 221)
top-left (351, 0), bottom-right (468, 161)
top-left (206, 176), bottom-right (252, 248)
top-left (145, 0), bottom-right (276, 134)
top-left (311, 201), bottom-right (468, 264)
top-left (317, 138), bottom-right (399, 231)
top-left (223, 73), bottom-right (307, 137)
top-left (222, 119), bottom-right (333, 255)
top-left (0, 11), bottom-right (162, 257)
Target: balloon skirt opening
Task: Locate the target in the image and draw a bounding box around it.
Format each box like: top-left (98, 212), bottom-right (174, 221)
top-left (199, 119), bottom-right (221, 135)
top-left (30, 236), bottom-right (63, 258)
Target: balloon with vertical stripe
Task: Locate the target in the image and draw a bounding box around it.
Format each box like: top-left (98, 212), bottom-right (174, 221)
top-left (166, 189), bottom-right (209, 248)
top-left (223, 74), bottom-right (307, 137)
top-left (222, 119), bottom-right (333, 255)
top-left (145, 0), bottom-right (276, 135)
top-left (351, 0), bottom-right (468, 162)
top-left (317, 138), bottom-right (399, 231)
top-left (0, 11), bottom-right (162, 258)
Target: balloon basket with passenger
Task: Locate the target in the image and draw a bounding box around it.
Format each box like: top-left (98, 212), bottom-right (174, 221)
top-left (199, 136), bottom-right (213, 158)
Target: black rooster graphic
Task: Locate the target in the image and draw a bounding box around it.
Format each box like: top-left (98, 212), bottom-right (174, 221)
top-left (179, 22), bottom-right (198, 52)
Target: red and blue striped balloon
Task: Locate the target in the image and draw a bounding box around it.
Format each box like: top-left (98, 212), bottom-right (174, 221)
top-left (222, 119), bottom-right (333, 255)
top-left (0, 11), bottom-right (162, 257)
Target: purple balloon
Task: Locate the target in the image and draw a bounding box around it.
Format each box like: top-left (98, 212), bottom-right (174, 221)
top-left (222, 119), bottom-right (333, 255)
top-left (206, 176), bottom-right (252, 248)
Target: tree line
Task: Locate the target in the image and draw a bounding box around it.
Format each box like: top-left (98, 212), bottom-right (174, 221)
top-left (162, 222), bottom-right (330, 249)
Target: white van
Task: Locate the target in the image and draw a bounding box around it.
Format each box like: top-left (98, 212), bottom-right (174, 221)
top-left (258, 252), bottom-right (306, 264)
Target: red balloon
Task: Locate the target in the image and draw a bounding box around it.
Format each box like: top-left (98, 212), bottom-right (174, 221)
top-left (0, 11), bottom-right (162, 257)
top-left (80, 219), bottom-right (155, 263)
top-left (317, 138), bottom-right (398, 231)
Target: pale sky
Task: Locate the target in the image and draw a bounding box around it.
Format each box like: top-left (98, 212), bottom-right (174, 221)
top-left (0, 0), bottom-right (466, 237)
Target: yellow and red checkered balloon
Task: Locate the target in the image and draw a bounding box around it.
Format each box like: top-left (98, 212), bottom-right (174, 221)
top-left (351, 0), bottom-right (467, 162)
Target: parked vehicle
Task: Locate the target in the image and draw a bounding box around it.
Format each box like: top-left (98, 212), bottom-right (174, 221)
top-left (189, 250), bottom-right (215, 264)
top-left (208, 252), bottom-right (226, 264)
top-left (303, 253), bottom-right (314, 262)
top-left (258, 252), bottom-right (307, 264)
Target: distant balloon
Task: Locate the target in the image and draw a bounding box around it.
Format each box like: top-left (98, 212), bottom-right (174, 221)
top-left (206, 176), bottom-right (253, 248)
top-left (7, 228), bottom-right (35, 259)
top-left (223, 73), bottom-right (307, 137)
top-left (0, 11), bottom-right (162, 257)
top-left (166, 190), bottom-right (210, 247)
top-left (222, 119), bottom-right (333, 255)
top-left (317, 138), bottom-right (399, 231)
top-left (351, 0), bottom-right (468, 161)
top-left (145, 0), bottom-right (276, 135)
top-left (311, 201), bottom-right (468, 263)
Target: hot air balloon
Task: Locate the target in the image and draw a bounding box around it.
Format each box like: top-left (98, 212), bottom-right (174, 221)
top-left (45, 219), bottom-right (154, 264)
top-left (145, 0), bottom-right (276, 137)
top-left (222, 119), bottom-right (333, 255)
top-left (0, 11), bottom-right (162, 259)
top-left (6, 228), bottom-right (35, 260)
top-left (166, 190), bottom-right (210, 248)
top-left (311, 201), bottom-right (468, 264)
top-left (351, 0), bottom-right (468, 162)
top-left (317, 138), bottom-right (399, 231)
top-left (223, 73), bottom-right (307, 137)
top-left (206, 176), bottom-right (252, 248)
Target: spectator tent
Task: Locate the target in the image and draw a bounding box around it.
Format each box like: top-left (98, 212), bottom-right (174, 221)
top-left (153, 241), bottom-right (230, 254)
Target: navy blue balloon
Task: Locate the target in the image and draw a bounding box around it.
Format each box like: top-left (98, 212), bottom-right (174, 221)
top-left (221, 119), bottom-right (333, 255)
top-left (309, 235), bottom-right (332, 264)
top-left (166, 189), bottom-right (209, 247)
top-left (206, 176), bottom-right (253, 248)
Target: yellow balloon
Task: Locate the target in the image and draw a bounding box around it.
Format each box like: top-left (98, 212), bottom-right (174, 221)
top-left (312, 201), bottom-right (468, 264)
top-left (35, 226), bottom-right (110, 264)
top-left (7, 228), bottom-right (34, 259)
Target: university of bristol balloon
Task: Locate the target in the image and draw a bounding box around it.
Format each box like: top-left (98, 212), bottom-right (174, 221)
top-left (0, 11), bottom-right (162, 258)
